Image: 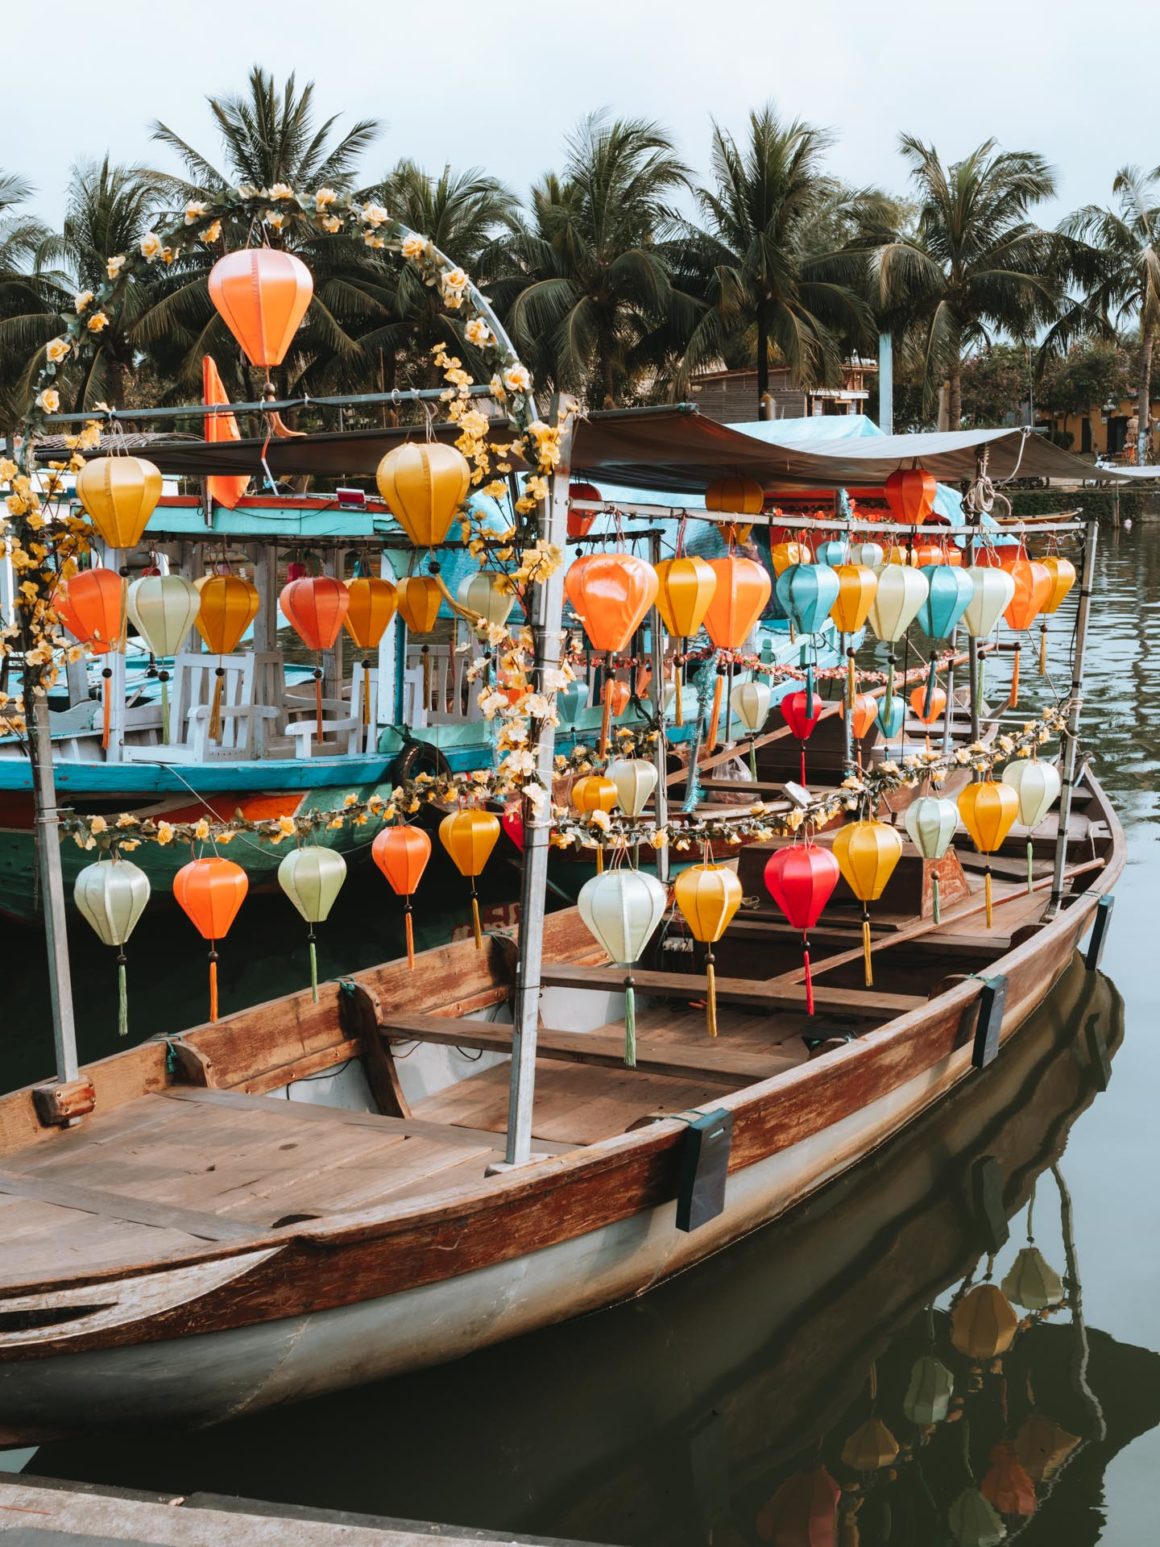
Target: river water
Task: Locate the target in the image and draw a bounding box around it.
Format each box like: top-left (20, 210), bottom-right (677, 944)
top-left (6, 519), bottom-right (1160, 1545)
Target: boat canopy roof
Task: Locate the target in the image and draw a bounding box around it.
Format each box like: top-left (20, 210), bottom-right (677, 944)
top-left (44, 404), bottom-right (1123, 492)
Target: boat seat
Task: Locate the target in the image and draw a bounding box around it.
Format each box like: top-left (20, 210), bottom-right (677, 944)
top-left (124, 653), bottom-right (272, 763)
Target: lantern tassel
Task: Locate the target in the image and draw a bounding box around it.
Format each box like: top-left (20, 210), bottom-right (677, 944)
top-left (101, 669), bottom-right (112, 752)
top-left (1027, 839), bottom-right (1035, 896)
top-left (404, 902), bottom-right (415, 969)
top-left (923, 658), bottom-right (937, 720)
top-left (800, 744), bottom-right (807, 787)
top-left (470, 885), bottom-right (483, 950)
top-left (117, 952), bottom-right (128, 1039)
top-left (674, 653), bottom-right (683, 727)
top-left (315, 666), bottom-right (325, 740)
top-left (208, 946), bottom-right (219, 1024)
top-left (861, 909), bottom-right (874, 988)
top-left (749, 738), bottom-right (757, 780)
top-left (595, 844), bottom-right (604, 875)
top-left (846, 647), bottom-right (856, 710)
top-left (599, 677), bottom-right (613, 758)
top-left (1008, 644), bottom-right (1020, 709)
top-left (985, 867), bottom-right (994, 929)
top-left (803, 936), bottom-right (815, 1017)
top-left (932, 872), bottom-right (941, 925)
top-left (160, 675), bottom-right (170, 744)
top-left (705, 955), bottom-right (718, 1038)
top-left (308, 930), bottom-right (319, 1004)
top-left (805, 664), bottom-right (815, 723)
top-left (209, 671), bottom-right (224, 743)
top-left (724, 662), bottom-right (735, 744)
top-left (362, 656), bottom-right (372, 727)
top-left (707, 672), bottom-right (724, 750)
top-left (1039, 622), bottom-right (1048, 676)
top-left (624, 977), bottom-right (637, 1068)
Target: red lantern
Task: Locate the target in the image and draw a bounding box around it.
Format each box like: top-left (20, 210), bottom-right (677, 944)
top-left (780, 688), bottom-right (824, 784)
top-left (372, 825), bottom-right (432, 969)
top-left (208, 248), bottom-right (314, 368)
top-left (567, 481), bottom-right (602, 539)
top-left (980, 1443), bottom-right (1037, 1517)
top-left (841, 691), bottom-right (878, 740)
top-left (564, 554), bottom-right (658, 651)
top-left (173, 856), bottom-right (249, 1023)
top-left (501, 803), bottom-right (525, 852)
top-left (703, 556), bottom-right (772, 649)
top-left (763, 844), bottom-right (841, 1015)
top-left (755, 1465), bottom-right (841, 1546)
top-left (1004, 559), bottom-right (1054, 631)
top-left (884, 468), bottom-right (937, 525)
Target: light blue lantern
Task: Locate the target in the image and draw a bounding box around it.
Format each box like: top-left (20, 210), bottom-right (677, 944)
top-left (917, 565), bottom-right (973, 639)
top-left (877, 695), bottom-right (904, 739)
top-left (557, 679), bottom-right (589, 726)
top-left (816, 539), bottom-right (849, 567)
top-left (774, 563), bottom-right (841, 636)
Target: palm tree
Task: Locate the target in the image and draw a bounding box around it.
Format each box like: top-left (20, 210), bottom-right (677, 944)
top-left (677, 106), bottom-right (875, 412)
top-left (867, 136), bottom-right (1058, 428)
top-left (1048, 166), bottom-right (1160, 464)
top-left (499, 114), bottom-right (690, 407)
top-left (0, 173), bottom-right (65, 426)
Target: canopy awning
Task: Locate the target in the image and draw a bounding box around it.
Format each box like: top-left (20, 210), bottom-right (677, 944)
top-left (41, 405), bottom-right (1123, 490)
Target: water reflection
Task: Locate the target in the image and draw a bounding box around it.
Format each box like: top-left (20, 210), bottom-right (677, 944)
top-left (32, 953), bottom-right (1138, 1547)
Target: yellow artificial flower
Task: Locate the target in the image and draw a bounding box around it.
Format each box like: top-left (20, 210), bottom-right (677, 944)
top-left (139, 232), bottom-right (162, 260)
top-left (86, 311), bottom-right (110, 333)
top-left (502, 363), bottom-right (531, 394)
top-left (465, 318), bottom-right (492, 347)
top-left (88, 815), bottom-right (108, 835)
top-left (322, 215), bottom-right (342, 234)
top-left (106, 255), bottom-right (126, 280)
top-left (268, 182), bottom-right (295, 201)
top-left (314, 187), bottom-right (337, 210)
top-left (45, 337), bottom-right (70, 364)
top-left (401, 232), bottom-right (426, 260)
top-left (193, 817), bottom-right (210, 841)
top-left (201, 221), bottom-right (222, 245)
top-left (156, 822), bottom-right (174, 846)
top-left (35, 388), bottom-right (60, 415)
top-left (183, 200), bottom-right (209, 225)
top-left (74, 289), bottom-right (94, 313)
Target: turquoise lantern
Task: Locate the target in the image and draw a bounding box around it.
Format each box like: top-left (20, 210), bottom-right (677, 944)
top-left (816, 539), bottom-right (849, 567)
top-left (557, 679), bottom-right (589, 727)
top-left (775, 563), bottom-right (841, 635)
top-left (878, 695), bottom-right (904, 739)
top-left (917, 565), bottom-right (973, 639)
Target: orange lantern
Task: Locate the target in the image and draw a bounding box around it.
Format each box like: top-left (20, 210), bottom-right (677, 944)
top-left (1004, 558), bottom-right (1053, 630)
top-left (884, 467), bottom-right (937, 525)
top-left (344, 576), bottom-right (398, 649)
top-left (703, 556), bottom-right (772, 649)
top-left (975, 542), bottom-right (1025, 569)
top-left (376, 442), bottom-right (472, 549)
top-left (606, 679), bottom-right (631, 717)
top-left (705, 476), bottom-right (764, 514)
top-left (372, 825), bottom-right (432, 968)
top-left (208, 249), bottom-right (313, 368)
top-left (564, 553), bottom-right (658, 652)
top-left (842, 691), bottom-right (879, 741)
top-left (755, 1465), bottom-right (840, 1546)
top-left (567, 481), bottom-right (602, 539)
top-left (438, 809), bottom-right (500, 948)
top-left (55, 568), bottom-right (122, 656)
top-left (396, 576), bottom-right (442, 634)
top-left (830, 565), bottom-right (878, 634)
top-left (173, 855), bottom-right (249, 1022)
top-left (75, 455), bottom-right (163, 550)
top-left (958, 779), bottom-right (1019, 927)
top-left (654, 555), bottom-right (717, 637)
top-left (951, 1283), bottom-right (1019, 1359)
top-left (910, 683), bottom-right (947, 724)
top-left (674, 863), bottom-right (742, 1037)
top-left (281, 576), bottom-right (350, 651)
top-left (980, 1444), bottom-right (1037, 1518)
top-left (194, 574), bottom-right (259, 654)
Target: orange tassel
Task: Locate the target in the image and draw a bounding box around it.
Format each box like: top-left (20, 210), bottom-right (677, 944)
top-left (985, 868), bottom-right (994, 929)
top-left (470, 889), bottom-right (483, 950)
top-left (101, 670), bottom-right (111, 752)
top-left (1039, 623), bottom-right (1048, 675)
top-left (862, 912), bottom-right (874, 987)
top-left (674, 656), bottom-right (684, 727)
top-left (708, 673), bottom-right (724, 749)
top-left (404, 907), bottom-right (415, 969)
top-left (599, 677), bottom-right (613, 757)
top-left (1008, 645), bottom-right (1020, 709)
top-left (705, 956), bottom-right (718, 1037)
top-left (209, 672), bottom-right (224, 743)
top-left (209, 951), bottom-right (219, 1023)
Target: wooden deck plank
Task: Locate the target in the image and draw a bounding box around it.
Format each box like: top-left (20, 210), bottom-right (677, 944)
top-left (0, 1169), bottom-right (261, 1242)
top-left (538, 963), bottom-right (924, 1016)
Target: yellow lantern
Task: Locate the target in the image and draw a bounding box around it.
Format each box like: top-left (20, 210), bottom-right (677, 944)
top-left (376, 441), bottom-right (471, 548)
top-left (344, 576), bottom-right (398, 650)
top-left (704, 476), bottom-right (763, 514)
top-left (771, 540), bottom-right (812, 576)
top-left (194, 574), bottom-right (259, 654)
top-left (840, 1416), bottom-right (899, 1473)
top-left (830, 564), bottom-right (878, 634)
top-left (1013, 1416), bottom-right (1079, 1481)
top-left (1040, 555), bottom-right (1076, 614)
top-left (573, 773), bottom-right (618, 873)
top-left (396, 576), bottom-right (442, 634)
top-left (673, 864), bottom-right (742, 1037)
top-left (950, 1283), bottom-right (1018, 1361)
top-left (76, 455), bottom-right (163, 550)
top-left (438, 808), bottom-right (501, 949)
top-left (958, 779), bottom-right (1019, 927)
top-left (653, 555), bottom-right (716, 637)
top-left (833, 819), bottom-right (903, 986)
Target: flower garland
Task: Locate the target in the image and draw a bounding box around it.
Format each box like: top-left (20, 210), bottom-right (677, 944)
top-left (57, 705), bottom-right (1069, 859)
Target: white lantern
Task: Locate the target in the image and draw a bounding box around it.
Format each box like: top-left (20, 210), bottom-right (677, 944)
top-left (127, 574), bottom-right (201, 656)
top-left (962, 566), bottom-right (1016, 638)
top-left (867, 564), bottom-right (928, 642)
top-left (74, 858), bottom-right (151, 1038)
top-left (577, 869), bottom-right (667, 1067)
top-left (1002, 757), bottom-right (1061, 892)
top-left (277, 846), bottom-right (348, 1001)
top-left (730, 678), bottom-right (772, 734)
top-left (1001, 1245), bottom-right (1065, 1310)
top-left (457, 571), bottom-right (514, 626)
top-left (607, 758), bottom-right (658, 817)
top-left (903, 1355), bottom-right (955, 1425)
top-left (850, 541), bottom-right (885, 569)
top-left (905, 795), bottom-right (959, 923)
top-left (948, 1488), bottom-right (1006, 1547)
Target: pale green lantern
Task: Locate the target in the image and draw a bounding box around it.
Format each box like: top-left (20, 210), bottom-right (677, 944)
top-left (731, 678), bottom-right (772, 774)
top-left (903, 1354), bottom-right (955, 1425)
top-left (127, 574), bottom-right (202, 739)
top-left (1002, 1245), bottom-right (1064, 1310)
top-left (1002, 757), bottom-right (1062, 892)
top-left (577, 869), bottom-right (667, 1066)
top-left (904, 795), bottom-right (959, 922)
top-left (867, 564), bottom-right (928, 642)
top-left (963, 567), bottom-right (1016, 638)
top-left (457, 570), bottom-right (514, 626)
top-left (948, 1487), bottom-right (1006, 1546)
top-left (74, 857), bottom-right (151, 1037)
top-left (277, 846), bottom-right (348, 1001)
top-left (607, 758), bottom-right (658, 818)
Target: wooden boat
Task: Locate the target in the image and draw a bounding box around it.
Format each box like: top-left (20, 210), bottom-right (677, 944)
top-left (0, 759), bottom-right (1121, 1447)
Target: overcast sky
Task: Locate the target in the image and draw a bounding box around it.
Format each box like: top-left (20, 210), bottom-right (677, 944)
top-left (1, 0), bottom-right (1138, 229)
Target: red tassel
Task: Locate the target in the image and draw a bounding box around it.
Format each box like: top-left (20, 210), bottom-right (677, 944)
top-left (800, 745), bottom-right (807, 786)
top-left (803, 938), bottom-right (815, 1016)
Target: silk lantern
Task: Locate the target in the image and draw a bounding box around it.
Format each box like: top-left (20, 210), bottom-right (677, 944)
top-left (281, 575), bottom-right (351, 739)
top-left (776, 563), bottom-right (841, 636)
top-left (833, 819), bottom-right (903, 985)
top-left (754, 1465), bottom-right (840, 1547)
top-left (781, 683), bottom-right (824, 785)
top-left (958, 779), bottom-right (1019, 927)
top-left (344, 576), bottom-right (398, 650)
top-left (195, 574), bottom-right (259, 653)
top-left (396, 575), bottom-right (442, 635)
top-left (76, 455), bottom-right (163, 550)
top-left (277, 846), bottom-right (348, 1002)
top-left (763, 843), bottom-right (841, 1014)
top-left (950, 1282), bottom-right (1019, 1360)
top-left (842, 690), bottom-right (879, 742)
top-left (674, 864), bottom-right (742, 1036)
top-left (375, 441), bottom-right (471, 548)
top-left (173, 855), bottom-right (249, 1023)
top-left (208, 248), bottom-right (313, 367)
top-left (868, 564), bottom-right (927, 642)
top-left (1013, 1416), bottom-right (1079, 1481)
top-left (732, 678), bottom-right (772, 775)
top-left (830, 564), bottom-right (878, 634)
top-left (1004, 558), bottom-right (1052, 702)
top-left (73, 857), bottom-right (150, 1038)
top-left (608, 758), bottom-right (657, 817)
top-left (910, 681), bottom-right (947, 725)
top-left (372, 824), bottom-right (432, 968)
top-left (654, 554), bottom-right (716, 725)
top-left (577, 868), bottom-right (667, 1066)
top-left (57, 567), bottom-right (124, 749)
top-left (884, 467), bottom-right (937, 525)
top-left (948, 1488), bottom-right (1006, 1547)
top-left (573, 772), bottom-right (618, 871)
top-left (962, 567), bottom-right (1016, 637)
top-left (439, 808), bottom-right (500, 949)
top-left (567, 480), bottom-right (602, 539)
top-left (606, 678), bottom-right (631, 717)
top-left (877, 695), bottom-right (904, 740)
top-left (1002, 758), bottom-right (1061, 892)
top-left (903, 1355), bottom-right (955, 1425)
top-left (564, 553), bottom-right (658, 651)
top-left (705, 476), bottom-right (763, 514)
top-left (841, 1416), bottom-right (899, 1472)
top-left (905, 795), bottom-right (959, 922)
top-left (500, 802), bottom-right (524, 854)
top-left (704, 556), bottom-right (772, 648)
top-left (1037, 554), bottom-right (1077, 672)
top-left (917, 565), bottom-right (972, 638)
top-left (816, 539), bottom-right (849, 567)
top-left (1001, 1245), bottom-right (1064, 1310)
top-left (557, 678), bottom-right (589, 726)
top-left (851, 540), bottom-right (884, 569)
top-left (458, 570), bottom-right (514, 627)
top-left (127, 574), bottom-right (201, 739)
top-left (771, 540), bottom-right (812, 576)
top-left (980, 1444), bottom-right (1037, 1518)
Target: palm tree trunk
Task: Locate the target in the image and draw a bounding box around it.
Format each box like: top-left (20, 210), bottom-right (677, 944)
top-left (1137, 328), bottom-right (1154, 465)
top-left (946, 364), bottom-right (962, 432)
top-left (757, 303), bottom-right (769, 411)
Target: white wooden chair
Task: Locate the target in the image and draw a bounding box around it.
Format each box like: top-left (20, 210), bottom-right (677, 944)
top-left (124, 654), bottom-right (276, 763)
top-left (349, 660), bottom-right (388, 755)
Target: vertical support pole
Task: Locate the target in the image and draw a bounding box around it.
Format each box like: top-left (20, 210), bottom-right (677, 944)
top-left (648, 530), bottom-right (670, 885)
top-left (877, 331), bottom-right (893, 435)
top-left (1046, 520), bottom-right (1098, 918)
top-left (942, 627), bottom-right (958, 755)
top-left (31, 697), bottom-right (79, 1084)
top-left (505, 405), bottom-right (576, 1167)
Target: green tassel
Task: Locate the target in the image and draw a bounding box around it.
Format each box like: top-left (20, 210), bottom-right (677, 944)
top-left (932, 874), bottom-right (941, 926)
top-left (805, 664), bottom-right (815, 723)
top-left (1027, 838), bottom-right (1035, 896)
top-left (749, 740), bottom-right (757, 779)
top-left (309, 934), bottom-right (319, 1003)
top-left (624, 980), bottom-right (637, 1068)
top-left (160, 676), bottom-right (169, 743)
top-left (117, 956), bottom-right (128, 1038)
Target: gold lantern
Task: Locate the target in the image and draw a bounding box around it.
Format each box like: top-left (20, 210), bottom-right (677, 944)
top-left (376, 441), bottom-right (471, 548)
top-left (950, 1283), bottom-right (1019, 1361)
top-left (832, 819), bottom-right (903, 986)
top-left (76, 455), bottom-right (163, 550)
top-left (438, 808), bottom-right (501, 948)
top-left (958, 779), bottom-right (1019, 928)
top-left (673, 863), bottom-right (742, 1037)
